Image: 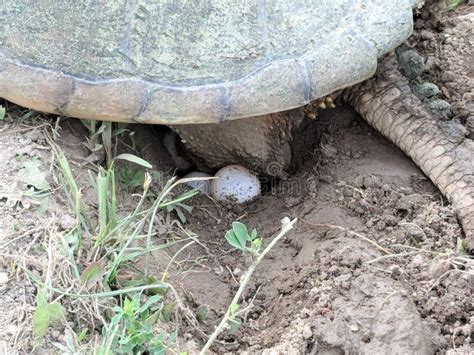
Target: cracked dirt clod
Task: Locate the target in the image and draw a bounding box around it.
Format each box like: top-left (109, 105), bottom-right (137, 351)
top-left (344, 55), bottom-right (474, 248)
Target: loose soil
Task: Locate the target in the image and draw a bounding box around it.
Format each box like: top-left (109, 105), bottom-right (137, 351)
top-left (0, 2), bottom-right (472, 354)
top-left (412, 1), bottom-right (474, 133)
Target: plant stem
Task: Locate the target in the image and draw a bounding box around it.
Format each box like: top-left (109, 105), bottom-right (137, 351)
top-left (200, 217), bottom-right (297, 354)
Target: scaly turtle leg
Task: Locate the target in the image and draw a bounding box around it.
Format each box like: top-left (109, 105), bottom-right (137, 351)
top-left (171, 96), bottom-right (334, 177)
top-left (344, 55), bottom-right (474, 248)
top-left (172, 108), bottom-right (321, 178)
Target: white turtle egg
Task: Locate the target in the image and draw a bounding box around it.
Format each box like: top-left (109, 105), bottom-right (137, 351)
top-left (210, 165), bottom-right (261, 203)
top-left (183, 171), bottom-right (212, 194)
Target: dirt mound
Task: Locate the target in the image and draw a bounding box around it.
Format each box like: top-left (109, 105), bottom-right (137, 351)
top-left (413, 2), bottom-right (474, 135)
top-left (155, 106), bottom-right (472, 353)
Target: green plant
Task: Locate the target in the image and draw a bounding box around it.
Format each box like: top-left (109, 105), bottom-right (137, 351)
top-left (118, 166), bottom-right (146, 190)
top-left (200, 217), bottom-right (297, 354)
top-left (37, 127), bottom-right (206, 353)
top-left (0, 105), bottom-right (5, 120)
top-left (225, 222), bottom-right (262, 255)
top-left (118, 166), bottom-right (162, 192)
top-left (81, 120), bottom-right (113, 165)
top-left (14, 109), bottom-right (42, 123)
top-left (456, 238), bottom-right (468, 256)
top-left (81, 120), bottom-right (133, 167)
top-left (32, 290), bottom-right (65, 341)
top-left (16, 158), bottom-right (51, 213)
top-left (98, 293), bottom-right (176, 354)
top-left (20, 159), bottom-right (50, 192)
top-left (444, 0), bottom-right (466, 11)
top-left (46, 132), bottom-right (90, 251)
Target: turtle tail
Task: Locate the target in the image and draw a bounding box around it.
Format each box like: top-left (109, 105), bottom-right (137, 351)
top-left (344, 55), bottom-right (474, 249)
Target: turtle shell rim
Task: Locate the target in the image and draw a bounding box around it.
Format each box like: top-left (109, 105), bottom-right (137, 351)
top-left (0, 48), bottom-right (371, 124)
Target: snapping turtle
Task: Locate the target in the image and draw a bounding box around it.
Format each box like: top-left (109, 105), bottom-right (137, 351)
top-left (0, 0), bottom-right (473, 247)
top-left (0, 0), bottom-right (419, 173)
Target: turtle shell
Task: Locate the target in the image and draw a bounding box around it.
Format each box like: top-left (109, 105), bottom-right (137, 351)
top-left (0, 0), bottom-right (417, 124)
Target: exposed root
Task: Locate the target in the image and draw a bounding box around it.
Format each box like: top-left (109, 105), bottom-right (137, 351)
top-left (344, 55), bottom-right (474, 249)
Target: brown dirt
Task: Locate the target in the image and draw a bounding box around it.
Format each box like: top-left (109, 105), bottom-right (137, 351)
top-left (412, 1), bottom-right (473, 134)
top-left (0, 115), bottom-right (75, 351)
top-left (0, 104), bottom-right (472, 355)
top-left (0, 103), bottom-right (474, 354)
top-left (149, 105), bottom-right (472, 354)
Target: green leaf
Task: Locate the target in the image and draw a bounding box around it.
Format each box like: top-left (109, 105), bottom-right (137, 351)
top-left (229, 302), bottom-right (239, 319)
top-left (161, 303), bottom-right (174, 323)
top-left (251, 238), bottom-right (262, 252)
top-left (80, 262), bottom-right (105, 289)
top-left (445, 0), bottom-right (466, 11)
top-left (91, 143), bottom-right (103, 152)
top-left (110, 313), bottom-right (123, 327)
top-left (96, 167), bottom-right (110, 236)
top-left (131, 293), bottom-right (141, 310)
top-left (225, 230), bottom-right (244, 251)
top-left (32, 290), bottom-right (65, 339)
top-left (145, 276), bottom-right (168, 296)
top-left (32, 290), bottom-right (49, 338)
top-left (118, 167), bottom-right (146, 190)
top-left (175, 206), bottom-right (187, 224)
top-left (35, 196), bottom-right (50, 216)
top-left (228, 317), bottom-right (242, 334)
top-left (139, 295), bottom-right (162, 314)
top-left (251, 228), bottom-right (258, 240)
top-left (196, 305), bottom-right (208, 323)
top-left (232, 222), bottom-right (249, 246)
top-left (32, 306), bottom-right (49, 338)
top-left (456, 238), bottom-right (468, 255)
top-left (115, 154), bottom-right (152, 169)
top-left (20, 159), bottom-right (50, 191)
top-left (0, 105), bottom-right (5, 120)
top-left (77, 328), bottom-right (88, 343)
top-left (123, 298), bottom-right (134, 315)
top-left (19, 111), bottom-right (35, 122)
top-left (131, 170), bottom-right (145, 188)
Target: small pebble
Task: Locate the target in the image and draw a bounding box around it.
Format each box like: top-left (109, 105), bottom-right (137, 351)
top-left (233, 268), bottom-right (243, 277)
top-left (6, 324), bottom-right (17, 334)
top-left (396, 46), bottom-right (424, 79)
top-left (354, 207), bottom-right (365, 215)
top-left (411, 254), bottom-right (424, 267)
top-left (389, 265), bottom-right (403, 279)
top-left (0, 272), bottom-right (8, 284)
top-left (429, 260), bottom-right (451, 279)
top-left (60, 215), bottom-right (76, 231)
top-left (428, 99), bottom-right (453, 120)
top-left (302, 325), bottom-right (313, 339)
top-left (24, 130), bottom-right (43, 142)
top-left (52, 330), bottom-right (60, 338)
top-left (412, 82), bottom-right (440, 98)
